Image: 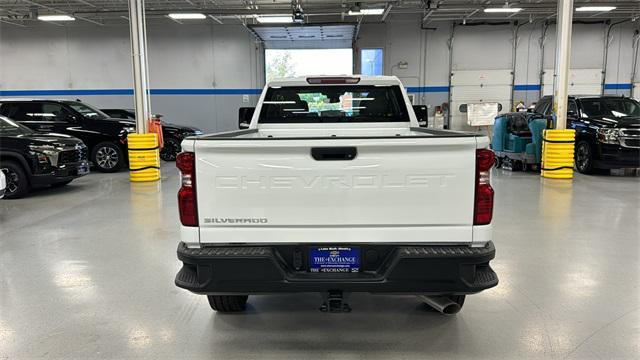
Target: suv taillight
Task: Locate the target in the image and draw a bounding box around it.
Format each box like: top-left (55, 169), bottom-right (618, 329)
top-left (474, 149), bottom-right (495, 225)
top-left (176, 152), bottom-right (198, 226)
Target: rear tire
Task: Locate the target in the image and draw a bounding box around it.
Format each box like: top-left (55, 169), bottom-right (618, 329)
top-left (91, 142), bottom-right (124, 173)
top-left (0, 161), bottom-right (30, 199)
top-left (160, 137), bottom-right (181, 162)
top-left (207, 295), bottom-right (249, 312)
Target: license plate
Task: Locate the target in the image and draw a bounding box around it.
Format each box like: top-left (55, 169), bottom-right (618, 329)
top-left (309, 246), bottom-right (360, 273)
top-left (78, 162), bottom-right (90, 175)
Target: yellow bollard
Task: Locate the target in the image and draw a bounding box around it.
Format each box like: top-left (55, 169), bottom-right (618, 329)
top-left (127, 133), bottom-right (161, 182)
top-left (541, 129), bottom-right (575, 179)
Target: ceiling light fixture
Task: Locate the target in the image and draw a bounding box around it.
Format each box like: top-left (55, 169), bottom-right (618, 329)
top-left (484, 8), bottom-right (523, 13)
top-left (168, 13), bottom-right (206, 20)
top-left (255, 15), bottom-right (294, 23)
top-left (348, 8), bottom-right (385, 16)
top-left (575, 6), bottom-right (616, 12)
top-left (38, 14), bottom-right (75, 21)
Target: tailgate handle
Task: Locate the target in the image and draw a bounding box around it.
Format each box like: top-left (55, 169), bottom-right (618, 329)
top-left (311, 147), bottom-right (357, 161)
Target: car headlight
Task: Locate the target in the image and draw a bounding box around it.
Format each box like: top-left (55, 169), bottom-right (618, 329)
top-left (597, 128), bottom-right (620, 144)
top-left (29, 145), bottom-right (62, 165)
top-left (193, 130), bottom-right (204, 135)
top-left (124, 126), bottom-right (136, 133)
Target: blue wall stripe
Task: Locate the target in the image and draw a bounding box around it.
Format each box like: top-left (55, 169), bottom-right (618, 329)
top-left (150, 88), bottom-right (262, 95)
top-left (406, 86), bottom-right (450, 93)
top-left (603, 83), bottom-right (632, 90)
top-left (0, 89), bottom-right (134, 96)
top-left (513, 84), bottom-right (541, 91)
top-left (0, 84), bottom-right (633, 97)
top-left (0, 88), bottom-right (262, 96)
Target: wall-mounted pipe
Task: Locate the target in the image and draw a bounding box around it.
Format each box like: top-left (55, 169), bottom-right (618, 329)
top-left (632, 29), bottom-right (640, 98)
top-left (511, 21), bottom-right (527, 110)
top-left (602, 19), bottom-right (632, 95)
top-left (446, 21), bottom-right (456, 129)
top-left (539, 21), bottom-right (549, 98)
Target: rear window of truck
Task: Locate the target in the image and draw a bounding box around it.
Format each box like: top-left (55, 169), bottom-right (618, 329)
top-left (258, 85), bottom-right (410, 123)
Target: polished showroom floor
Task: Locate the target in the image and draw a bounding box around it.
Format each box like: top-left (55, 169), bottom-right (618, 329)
top-left (1, 163), bottom-right (638, 359)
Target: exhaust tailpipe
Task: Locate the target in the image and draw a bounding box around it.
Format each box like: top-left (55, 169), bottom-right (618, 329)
top-left (419, 295), bottom-right (461, 315)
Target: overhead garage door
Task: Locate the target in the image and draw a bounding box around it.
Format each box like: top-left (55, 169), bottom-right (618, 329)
top-left (542, 68), bottom-right (602, 96)
top-left (450, 70), bottom-right (512, 131)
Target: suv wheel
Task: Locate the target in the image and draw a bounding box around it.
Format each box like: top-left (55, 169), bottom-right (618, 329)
top-left (160, 137), bottom-right (181, 162)
top-left (1, 161), bottom-right (30, 199)
top-left (92, 142), bottom-right (124, 173)
top-left (575, 140), bottom-right (594, 174)
top-left (207, 295), bottom-right (249, 312)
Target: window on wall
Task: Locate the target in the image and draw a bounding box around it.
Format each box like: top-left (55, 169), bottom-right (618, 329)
top-left (360, 48), bottom-right (383, 76)
top-left (264, 49), bottom-right (353, 82)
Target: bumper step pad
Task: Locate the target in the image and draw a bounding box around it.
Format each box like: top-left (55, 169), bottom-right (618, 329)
top-left (176, 242), bottom-right (498, 295)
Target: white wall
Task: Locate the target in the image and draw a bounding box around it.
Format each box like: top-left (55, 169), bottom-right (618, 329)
top-left (0, 23), bottom-right (262, 132)
top-left (1, 17), bottom-right (638, 132)
top-left (356, 17), bottom-right (638, 125)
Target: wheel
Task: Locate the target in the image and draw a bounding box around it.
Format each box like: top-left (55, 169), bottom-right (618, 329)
top-left (160, 137), bottom-right (181, 162)
top-left (51, 180), bottom-right (73, 187)
top-left (575, 140), bottom-right (595, 174)
top-left (207, 295), bottom-right (249, 312)
top-left (91, 142), bottom-right (124, 173)
top-left (0, 161), bottom-right (30, 199)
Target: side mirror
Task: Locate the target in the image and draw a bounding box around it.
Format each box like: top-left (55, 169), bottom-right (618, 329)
top-left (458, 104), bottom-right (468, 113)
top-left (497, 103), bottom-right (503, 112)
top-left (66, 114), bottom-right (79, 123)
top-left (412, 105), bottom-right (428, 127)
top-left (238, 107), bottom-right (254, 129)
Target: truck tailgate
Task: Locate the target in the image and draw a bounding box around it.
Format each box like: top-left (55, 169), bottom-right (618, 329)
top-left (194, 136), bottom-right (478, 244)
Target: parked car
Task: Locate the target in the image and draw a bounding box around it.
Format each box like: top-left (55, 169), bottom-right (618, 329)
top-left (0, 115), bottom-right (89, 199)
top-left (100, 108), bottom-right (203, 161)
top-left (174, 76), bottom-right (498, 314)
top-left (0, 99), bottom-right (135, 172)
top-left (533, 95), bottom-right (640, 174)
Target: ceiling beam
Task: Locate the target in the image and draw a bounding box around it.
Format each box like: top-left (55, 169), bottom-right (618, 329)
top-left (0, 18), bottom-right (27, 27)
top-left (381, 3), bottom-right (393, 22)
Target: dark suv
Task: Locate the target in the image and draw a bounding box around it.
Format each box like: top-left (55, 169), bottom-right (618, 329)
top-left (100, 108), bottom-right (203, 161)
top-left (533, 95), bottom-right (640, 173)
top-left (0, 115), bottom-right (89, 198)
top-left (0, 99), bottom-right (133, 172)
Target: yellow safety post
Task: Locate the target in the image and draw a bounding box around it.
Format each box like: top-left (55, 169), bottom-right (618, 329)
top-left (127, 133), bottom-right (161, 182)
top-left (541, 129), bottom-right (575, 179)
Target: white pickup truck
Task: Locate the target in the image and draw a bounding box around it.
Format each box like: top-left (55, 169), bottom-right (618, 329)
top-left (175, 76), bottom-right (497, 314)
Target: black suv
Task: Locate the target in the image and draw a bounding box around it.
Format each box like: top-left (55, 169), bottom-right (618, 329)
top-left (101, 108), bottom-right (203, 161)
top-left (0, 99), bottom-right (134, 172)
top-left (533, 95), bottom-right (640, 173)
top-left (0, 115), bottom-right (89, 198)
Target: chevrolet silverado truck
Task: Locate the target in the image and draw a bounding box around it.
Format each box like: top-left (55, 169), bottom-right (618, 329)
top-left (174, 76), bottom-right (498, 314)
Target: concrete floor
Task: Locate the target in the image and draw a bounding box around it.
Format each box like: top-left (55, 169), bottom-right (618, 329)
top-left (0, 163), bottom-right (638, 359)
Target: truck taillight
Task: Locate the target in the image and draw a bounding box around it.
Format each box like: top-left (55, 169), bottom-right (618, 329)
top-left (176, 152), bottom-right (198, 227)
top-left (474, 149), bottom-right (495, 225)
